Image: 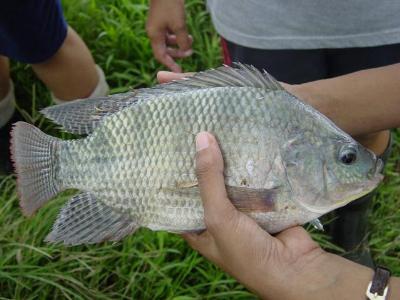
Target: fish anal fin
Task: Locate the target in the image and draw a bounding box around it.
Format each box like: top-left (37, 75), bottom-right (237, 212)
top-left (46, 192), bottom-right (138, 245)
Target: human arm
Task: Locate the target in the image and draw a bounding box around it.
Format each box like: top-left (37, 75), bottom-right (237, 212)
top-left (286, 64), bottom-right (400, 136)
top-left (146, 0), bottom-right (192, 72)
top-left (188, 131), bottom-right (400, 300)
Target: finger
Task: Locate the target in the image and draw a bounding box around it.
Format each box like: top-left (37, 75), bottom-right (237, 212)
top-left (166, 34), bottom-right (193, 57)
top-left (172, 26), bottom-right (192, 52)
top-left (166, 47), bottom-right (193, 58)
top-left (150, 33), bottom-right (182, 73)
top-left (181, 231), bottom-right (212, 250)
top-left (157, 71), bottom-right (194, 84)
top-left (195, 132), bottom-right (239, 235)
top-left (166, 34), bottom-right (193, 47)
top-left (181, 232), bottom-right (221, 263)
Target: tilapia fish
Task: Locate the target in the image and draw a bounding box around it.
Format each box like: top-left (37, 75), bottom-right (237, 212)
top-left (11, 64), bottom-right (383, 245)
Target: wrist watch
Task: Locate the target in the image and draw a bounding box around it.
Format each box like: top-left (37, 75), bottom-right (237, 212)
top-left (366, 266), bottom-right (391, 300)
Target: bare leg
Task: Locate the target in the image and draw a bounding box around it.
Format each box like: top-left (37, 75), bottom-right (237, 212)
top-left (0, 56), bottom-right (11, 100)
top-left (31, 26), bottom-right (98, 101)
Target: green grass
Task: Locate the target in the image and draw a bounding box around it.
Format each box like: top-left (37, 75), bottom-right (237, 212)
top-left (0, 0), bottom-right (399, 299)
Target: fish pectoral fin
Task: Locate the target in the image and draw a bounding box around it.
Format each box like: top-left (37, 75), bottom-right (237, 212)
top-left (227, 186), bottom-right (278, 213)
top-left (41, 92), bottom-right (139, 135)
top-left (45, 192), bottom-right (138, 245)
top-left (161, 184), bottom-right (278, 214)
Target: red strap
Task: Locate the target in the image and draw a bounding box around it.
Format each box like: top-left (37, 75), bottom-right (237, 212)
top-left (220, 37), bottom-right (232, 66)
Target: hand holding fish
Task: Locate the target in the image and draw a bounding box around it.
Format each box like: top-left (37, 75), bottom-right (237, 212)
top-left (186, 132), bottom-right (400, 300)
top-left (183, 131), bottom-right (320, 299)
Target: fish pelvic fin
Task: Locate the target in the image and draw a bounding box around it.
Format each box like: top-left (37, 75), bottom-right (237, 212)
top-left (46, 192), bottom-right (138, 245)
top-left (10, 122), bottom-right (62, 217)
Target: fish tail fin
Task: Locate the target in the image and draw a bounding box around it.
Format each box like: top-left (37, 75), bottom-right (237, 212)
top-left (10, 122), bottom-right (62, 216)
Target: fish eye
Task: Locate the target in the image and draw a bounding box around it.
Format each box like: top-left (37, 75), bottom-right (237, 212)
top-left (339, 145), bottom-right (358, 165)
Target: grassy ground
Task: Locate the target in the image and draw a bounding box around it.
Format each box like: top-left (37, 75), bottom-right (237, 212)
top-left (0, 0), bottom-right (399, 299)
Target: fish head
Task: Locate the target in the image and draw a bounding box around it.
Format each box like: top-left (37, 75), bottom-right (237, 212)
top-left (282, 135), bottom-right (383, 214)
top-left (322, 139), bottom-right (383, 207)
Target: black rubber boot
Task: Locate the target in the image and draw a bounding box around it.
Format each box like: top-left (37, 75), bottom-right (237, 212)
top-left (0, 111), bottom-right (23, 175)
top-left (329, 133), bottom-right (393, 268)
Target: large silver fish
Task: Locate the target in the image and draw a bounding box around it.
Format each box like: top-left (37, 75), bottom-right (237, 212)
top-left (11, 64), bottom-right (383, 245)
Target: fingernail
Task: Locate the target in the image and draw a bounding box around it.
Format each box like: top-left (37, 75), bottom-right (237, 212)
top-left (157, 71), bottom-right (172, 78)
top-left (196, 132), bottom-right (209, 152)
top-left (183, 49), bottom-right (193, 56)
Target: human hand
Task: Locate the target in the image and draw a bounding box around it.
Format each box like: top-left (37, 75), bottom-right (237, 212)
top-left (185, 132), bottom-right (328, 299)
top-left (147, 0), bottom-right (193, 72)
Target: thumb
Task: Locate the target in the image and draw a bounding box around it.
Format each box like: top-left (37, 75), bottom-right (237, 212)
top-left (195, 132), bottom-right (238, 233)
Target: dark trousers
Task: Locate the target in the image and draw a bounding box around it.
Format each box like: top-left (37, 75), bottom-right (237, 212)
top-left (222, 39), bottom-right (400, 83)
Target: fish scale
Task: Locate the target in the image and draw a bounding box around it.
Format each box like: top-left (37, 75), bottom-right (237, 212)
top-left (11, 64), bottom-right (383, 245)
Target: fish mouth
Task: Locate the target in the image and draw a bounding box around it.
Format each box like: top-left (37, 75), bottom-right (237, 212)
top-left (296, 177), bottom-right (383, 214)
top-left (333, 184), bottom-right (379, 207)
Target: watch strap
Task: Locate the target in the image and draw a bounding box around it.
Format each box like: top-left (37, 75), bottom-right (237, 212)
top-left (366, 266), bottom-right (391, 300)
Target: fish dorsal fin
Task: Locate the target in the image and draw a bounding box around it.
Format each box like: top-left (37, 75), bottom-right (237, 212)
top-left (41, 92), bottom-right (140, 135)
top-left (45, 192), bottom-right (138, 245)
top-left (41, 64), bottom-right (282, 135)
top-left (192, 63), bottom-right (283, 90)
top-left (155, 63), bottom-right (284, 92)
top-left (110, 64), bottom-right (283, 99)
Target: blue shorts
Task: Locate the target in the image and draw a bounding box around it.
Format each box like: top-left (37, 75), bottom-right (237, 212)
top-left (0, 0), bottom-right (68, 64)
